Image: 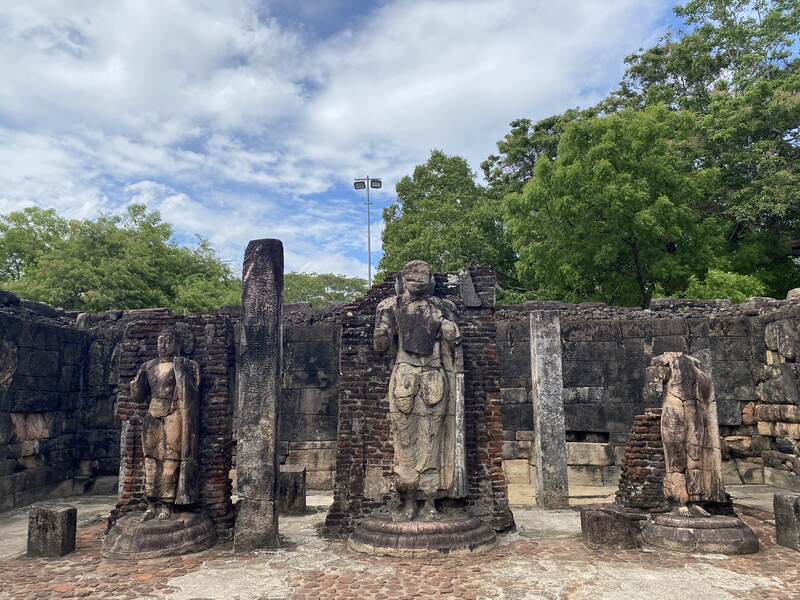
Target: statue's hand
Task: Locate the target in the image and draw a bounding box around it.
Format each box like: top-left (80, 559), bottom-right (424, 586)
top-left (374, 329), bottom-right (391, 353)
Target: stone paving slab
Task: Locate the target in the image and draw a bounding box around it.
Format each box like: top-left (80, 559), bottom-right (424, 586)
top-left (0, 502), bottom-right (798, 599)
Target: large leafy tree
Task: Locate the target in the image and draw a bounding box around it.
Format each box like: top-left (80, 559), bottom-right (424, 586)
top-left (284, 272), bottom-right (368, 307)
top-left (379, 150), bottom-right (515, 281)
top-left (505, 105), bottom-right (725, 307)
top-left (491, 0), bottom-right (800, 302)
top-left (1, 204), bottom-right (241, 313)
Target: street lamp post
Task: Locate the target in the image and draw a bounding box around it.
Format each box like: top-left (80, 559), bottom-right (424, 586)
top-left (354, 176), bottom-right (382, 288)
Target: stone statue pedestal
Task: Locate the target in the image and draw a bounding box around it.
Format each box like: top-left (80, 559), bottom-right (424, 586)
top-left (642, 512), bottom-right (758, 555)
top-left (102, 510), bottom-right (216, 559)
top-left (348, 514), bottom-right (496, 558)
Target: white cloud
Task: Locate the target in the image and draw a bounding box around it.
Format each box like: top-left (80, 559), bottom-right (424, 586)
top-left (0, 0), bottom-right (674, 278)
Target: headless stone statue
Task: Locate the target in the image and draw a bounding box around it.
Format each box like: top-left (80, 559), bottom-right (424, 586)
top-left (374, 260), bottom-right (466, 521)
top-left (650, 352), bottom-right (726, 514)
top-left (131, 327), bottom-right (200, 520)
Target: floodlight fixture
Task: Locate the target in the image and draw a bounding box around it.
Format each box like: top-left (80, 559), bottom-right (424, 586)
top-left (353, 175), bottom-right (382, 288)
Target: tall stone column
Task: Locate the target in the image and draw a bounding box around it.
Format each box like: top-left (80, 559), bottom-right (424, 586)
top-left (234, 239), bottom-right (283, 551)
top-left (530, 310), bottom-right (569, 509)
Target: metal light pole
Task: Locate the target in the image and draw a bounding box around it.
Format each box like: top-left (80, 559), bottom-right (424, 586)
top-left (354, 176), bottom-right (382, 288)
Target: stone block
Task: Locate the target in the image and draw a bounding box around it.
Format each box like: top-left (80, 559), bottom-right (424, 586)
top-left (501, 403), bottom-right (533, 432)
top-left (722, 460), bottom-right (743, 485)
top-left (765, 467), bottom-right (800, 493)
top-left (285, 448), bottom-right (336, 472)
top-left (724, 435), bottom-right (752, 457)
top-left (501, 387), bottom-right (528, 404)
top-left (278, 465), bottom-right (306, 515)
top-left (502, 459), bottom-right (531, 484)
top-left (568, 465), bottom-right (618, 487)
top-left (284, 341), bottom-right (338, 373)
top-left (765, 320), bottom-right (799, 360)
top-left (580, 504), bottom-right (642, 549)
top-left (279, 414), bottom-right (338, 442)
top-left (27, 503), bottom-right (76, 557)
top-left (735, 459), bottom-right (764, 485)
top-left (774, 492), bottom-right (800, 551)
top-left (506, 483), bottom-right (535, 506)
top-left (562, 386), bottom-right (604, 404)
top-left (307, 470), bottom-right (333, 490)
top-left (567, 442), bottom-right (614, 466)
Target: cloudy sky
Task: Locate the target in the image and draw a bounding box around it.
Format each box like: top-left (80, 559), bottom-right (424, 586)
top-left (0, 0), bottom-right (678, 278)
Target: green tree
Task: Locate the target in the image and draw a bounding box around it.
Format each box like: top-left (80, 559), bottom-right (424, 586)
top-left (682, 268), bottom-right (767, 302)
top-left (284, 272), bottom-right (368, 307)
top-left (505, 105), bottom-right (724, 307)
top-left (2, 204), bottom-right (241, 313)
top-left (0, 207), bottom-right (69, 281)
top-left (379, 150), bottom-right (515, 282)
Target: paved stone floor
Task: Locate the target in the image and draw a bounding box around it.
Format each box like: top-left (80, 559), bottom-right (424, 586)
top-left (0, 490), bottom-right (797, 600)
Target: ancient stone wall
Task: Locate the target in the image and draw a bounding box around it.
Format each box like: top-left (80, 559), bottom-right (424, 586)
top-left (324, 268), bottom-right (514, 536)
top-left (280, 306), bottom-right (340, 490)
top-left (0, 295), bottom-right (121, 511)
top-left (495, 297), bottom-right (794, 496)
top-left (111, 309), bottom-right (235, 537)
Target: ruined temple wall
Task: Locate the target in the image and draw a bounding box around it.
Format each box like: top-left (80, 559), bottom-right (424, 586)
top-left (494, 298), bottom-right (792, 493)
top-left (751, 305), bottom-right (800, 493)
top-left (0, 297), bottom-right (122, 511)
top-left (324, 268), bottom-right (514, 536)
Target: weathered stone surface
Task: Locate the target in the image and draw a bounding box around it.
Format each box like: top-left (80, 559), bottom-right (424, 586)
top-left (567, 442), bottom-right (615, 466)
top-left (579, 503), bottom-right (643, 549)
top-left (774, 492), bottom-right (800, 551)
top-left (530, 311), bottom-right (569, 509)
top-left (102, 510), bottom-right (216, 559)
top-left (349, 515), bottom-right (496, 558)
top-left (234, 239), bottom-right (283, 552)
top-left (278, 464), bottom-right (306, 515)
top-left (27, 503), bottom-right (76, 557)
top-left (642, 513), bottom-right (758, 555)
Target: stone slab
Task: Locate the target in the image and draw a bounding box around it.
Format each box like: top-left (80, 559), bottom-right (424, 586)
top-left (567, 442), bottom-right (615, 466)
top-left (529, 311), bottom-right (569, 509)
top-left (774, 492), bottom-right (800, 551)
top-left (278, 465), bottom-right (306, 515)
top-left (579, 503), bottom-right (642, 549)
top-left (26, 502), bottom-right (76, 557)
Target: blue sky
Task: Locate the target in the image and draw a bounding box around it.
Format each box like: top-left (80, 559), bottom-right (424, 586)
top-left (0, 0), bottom-right (680, 278)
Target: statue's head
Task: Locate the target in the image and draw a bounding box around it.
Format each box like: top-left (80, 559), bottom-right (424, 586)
top-left (157, 327), bottom-right (181, 359)
top-left (402, 260), bottom-right (433, 298)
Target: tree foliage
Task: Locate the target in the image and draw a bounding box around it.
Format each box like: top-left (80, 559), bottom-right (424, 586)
top-left (506, 105), bottom-right (725, 307)
top-left (379, 150), bottom-right (515, 281)
top-left (284, 272), bottom-right (368, 307)
top-left (0, 204), bottom-right (241, 313)
top-left (682, 268), bottom-right (767, 303)
top-left (490, 0), bottom-right (800, 304)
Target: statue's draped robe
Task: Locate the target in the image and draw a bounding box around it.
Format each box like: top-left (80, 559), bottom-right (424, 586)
top-left (375, 294), bottom-right (466, 499)
top-left (659, 352), bottom-right (726, 505)
top-left (131, 357), bottom-right (200, 505)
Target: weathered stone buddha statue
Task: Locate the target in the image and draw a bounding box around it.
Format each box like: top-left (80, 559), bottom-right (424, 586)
top-left (640, 351), bottom-right (758, 554)
top-left (132, 327), bottom-right (200, 520)
top-left (653, 352), bottom-right (726, 512)
top-left (373, 260), bottom-right (466, 521)
top-left (103, 326), bottom-right (215, 559)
